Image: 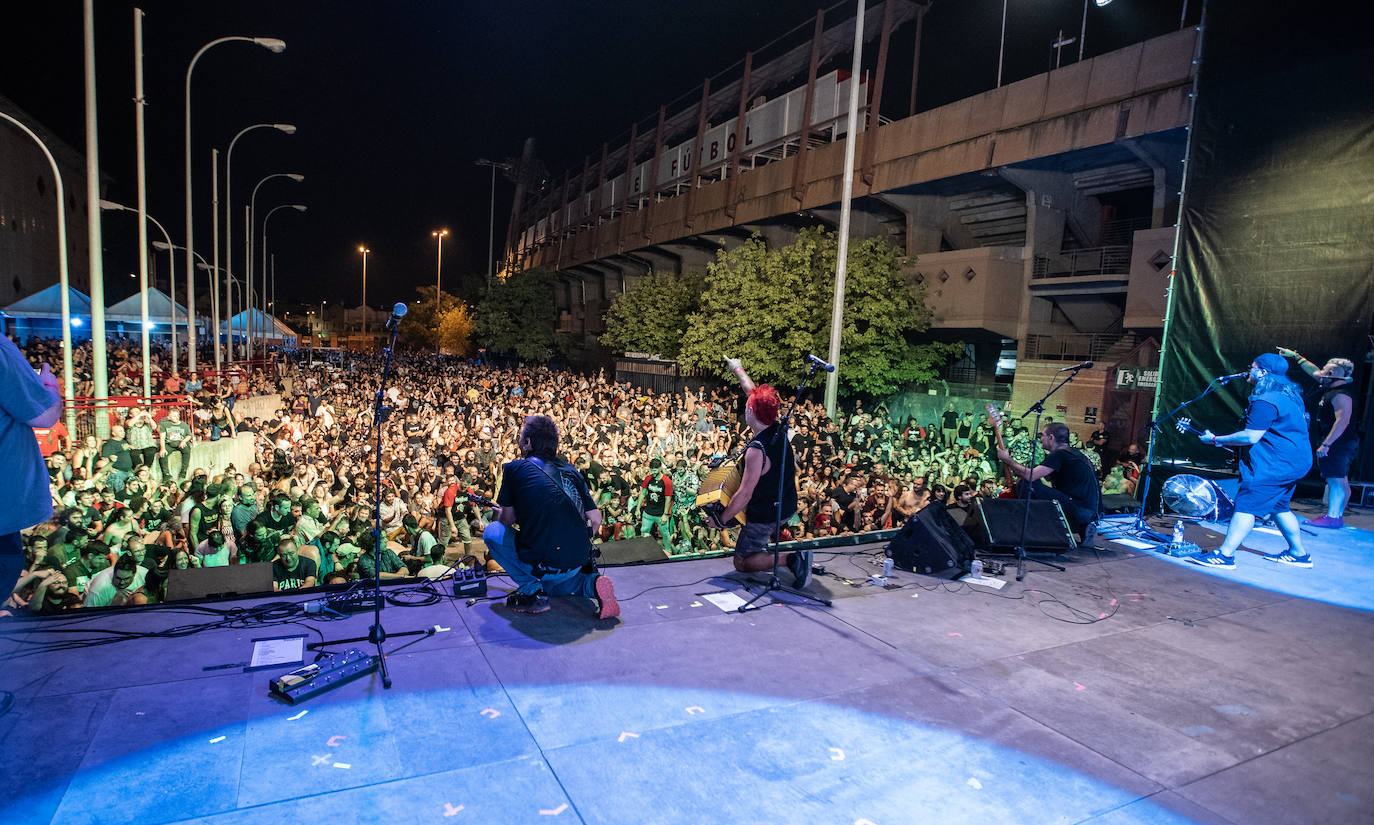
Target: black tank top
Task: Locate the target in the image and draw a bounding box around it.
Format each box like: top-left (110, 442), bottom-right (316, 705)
top-left (1319, 385), bottom-right (1358, 445)
top-left (744, 423), bottom-right (797, 524)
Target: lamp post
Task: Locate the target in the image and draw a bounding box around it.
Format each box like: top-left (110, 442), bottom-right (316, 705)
top-left (2, 111), bottom-right (75, 431)
top-left (102, 204), bottom-right (177, 369)
top-left (225, 123), bottom-right (295, 364)
top-left (261, 204), bottom-right (307, 354)
top-left (184, 35), bottom-right (285, 375)
top-left (248, 173), bottom-right (303, 357)
top-left (475, 159), bottom-right (511, 283)
top-left (98, 199), bottom-right (181, 395)
top-left (1079, 0), bottom-right (1114, 62)
top-left (432, 228), bottom-right (448, 353)
top-left (358, 245), bottom-right (370, 339)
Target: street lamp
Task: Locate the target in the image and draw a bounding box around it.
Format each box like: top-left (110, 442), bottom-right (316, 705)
top-left (2, 111), bottom-right (75, 429)
top-left (184, 35), bottom-right (285, 375)
top-left (475, 159), bottom-right (512, 283)
top-left (431, 228), bottom-right (448, 353)
top-left (261, 204), bottom-right (307, 354)
top-left (358, 245), bottom-right (370, 338)
top-left (1080, 0), bottom-right (1114, 62)
top-left (248, 173), bottom-right (303, 356)
top-left (225, 123), bottom-right (295, 363)
top-left (98, 198), bottom-right (180, 393)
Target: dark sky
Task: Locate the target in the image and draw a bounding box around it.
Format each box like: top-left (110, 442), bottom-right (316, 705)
top-left (3, 0), bottom-right (1195, 311)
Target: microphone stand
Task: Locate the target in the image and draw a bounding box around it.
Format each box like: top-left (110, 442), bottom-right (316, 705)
top-left (1125, 376), bottom-right (1233, 543)
top-left (308, 314), bottom-right (428, 686)
top-left (1005, 365), bottom-right (1088, 581)
top-left (737, 360), bottom-right (832, 611)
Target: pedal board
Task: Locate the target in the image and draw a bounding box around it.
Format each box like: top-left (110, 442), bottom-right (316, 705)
top-left (269, 648), bottom-right (377, 704)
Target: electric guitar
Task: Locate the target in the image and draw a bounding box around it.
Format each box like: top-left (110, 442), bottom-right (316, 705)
top-left (1175, 418), bottom-right (1236, 453)
top-left (986, 403), bottom-right (1019, 496)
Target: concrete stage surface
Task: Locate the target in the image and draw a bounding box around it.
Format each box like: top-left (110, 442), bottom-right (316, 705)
top-left (1, 499), bottom-right (1371, 825)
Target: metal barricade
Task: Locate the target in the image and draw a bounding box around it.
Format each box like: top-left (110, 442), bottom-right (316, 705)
top-left (63, 395), bottom-right (197, 445)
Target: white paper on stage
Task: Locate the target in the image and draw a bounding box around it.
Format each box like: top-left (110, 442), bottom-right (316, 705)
top-left (250, 635), bottom-right (306, 670)
top-left (700, 590), bottom-right (749, 613)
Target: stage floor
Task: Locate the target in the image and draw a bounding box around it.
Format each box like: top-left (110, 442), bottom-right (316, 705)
top-left (1, 499), bottom-right (1372, 825)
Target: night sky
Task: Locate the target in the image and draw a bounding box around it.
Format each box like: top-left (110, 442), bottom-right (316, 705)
top-left (3, 0), bottom-right (1195, 311)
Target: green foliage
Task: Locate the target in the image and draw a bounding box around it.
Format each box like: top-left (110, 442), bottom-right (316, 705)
top-left (600, 269), bottom-right (706, 358)
top-left (399, 285), bottom-right (465, 351)
top-left (677, 227), bottom-right (962, 396)
top-left (473, 267), bottom-right (568, 362)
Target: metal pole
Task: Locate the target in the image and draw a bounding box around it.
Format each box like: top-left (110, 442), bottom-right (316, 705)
top-left (1079, 0), bottom-right (1089, 62)
top-left (244, 205), bottom-right (253, 359)
top-left (184, 36), bottom-right (286, 373)
top-left (488, 164), bottom-right (496, 282)
top-left (824, 0), bottom-right (865, 418)
top-left (997, 0), bottom-right (1009, 88)
top-left (0, 112), bottom-right (76, 432)
top-left (436, 232), bottom-right (443, 353)
top-left (210, 148), bottom-right (222, 374)
top-left (83, 0), bottom-right (109, 431)
top-left (133, 8), bottom-right (151, 398)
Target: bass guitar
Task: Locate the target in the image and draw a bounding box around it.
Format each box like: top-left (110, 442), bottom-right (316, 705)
top-left (986, 402), bottom-right (1020, 497)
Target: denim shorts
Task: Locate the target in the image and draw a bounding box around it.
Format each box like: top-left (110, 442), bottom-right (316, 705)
top-left (733, 520), bottom-right (783, 557)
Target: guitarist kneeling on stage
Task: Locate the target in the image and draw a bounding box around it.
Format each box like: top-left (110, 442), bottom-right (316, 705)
top-left (707, 385), bottom-right (810, 587)
top-left (483, 414), bottom-right (619, 618)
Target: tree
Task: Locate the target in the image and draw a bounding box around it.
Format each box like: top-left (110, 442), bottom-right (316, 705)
top-left (600, 269), bottom-right (706, 358)
top-left (678, 227), bottom-right (962, 396)
top-left (437, 303), bottom-right (474, 355)
top-left (399, 284), bottom-right (466, 351)
top-left (473, 267), bottom-right (568, 362)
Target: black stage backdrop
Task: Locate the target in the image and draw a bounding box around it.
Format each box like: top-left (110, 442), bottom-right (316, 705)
top-left (1153, 0), bottom-right (1374, 468)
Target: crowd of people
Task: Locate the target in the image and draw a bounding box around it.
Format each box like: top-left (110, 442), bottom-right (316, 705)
top-left (3, 336), bottom-right (1147, 616)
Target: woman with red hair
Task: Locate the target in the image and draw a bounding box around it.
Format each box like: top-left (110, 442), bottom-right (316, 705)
top-left (710, 364), bottom-right (809, 587)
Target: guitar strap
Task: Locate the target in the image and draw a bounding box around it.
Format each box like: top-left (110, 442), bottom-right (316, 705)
top-left (524, 456), bottom-right (598, 564)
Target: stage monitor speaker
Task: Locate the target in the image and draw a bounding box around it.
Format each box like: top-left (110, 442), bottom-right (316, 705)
top-left (886, 502), bottom-right (976, 579)
top-left (965, 499), bottom-right (1076, 552)
top-left (166, 562), bottom-right (274, 602)
top-left (597, 536), bottom-right (671, 566)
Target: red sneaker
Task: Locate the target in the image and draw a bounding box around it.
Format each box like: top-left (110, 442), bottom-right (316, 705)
top-left (1304, 515), bottom-right (1344, 529)
top-left (594, 575), bottom-right (620, 620)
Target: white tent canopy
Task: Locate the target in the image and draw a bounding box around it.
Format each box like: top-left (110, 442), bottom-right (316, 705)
top-left (226, 308), bottom-right (298, 346)
top-left (104, 288), bottom-right (189, 326)
top-left (1, 283), bottom-right (92, 319)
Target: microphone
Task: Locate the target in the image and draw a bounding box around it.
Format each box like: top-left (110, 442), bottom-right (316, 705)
top-left (806, 353), bottom-right (836, 373)
top-left (1217, 371), bottom-right (1248, 384)
top-left (384, 302), bottom-right (407, 333)
top-left (1057, 361), bottom-right (1093, 372)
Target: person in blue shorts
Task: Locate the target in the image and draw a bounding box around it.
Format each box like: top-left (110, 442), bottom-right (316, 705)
top-left (1191, 352), bottom-right (1312, 570)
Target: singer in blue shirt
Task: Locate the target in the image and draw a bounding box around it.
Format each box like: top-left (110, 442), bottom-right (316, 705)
top-left (1190, 352), bottom-right (1312, 570)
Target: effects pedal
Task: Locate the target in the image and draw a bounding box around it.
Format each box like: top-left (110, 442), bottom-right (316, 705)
top-left (451, 565), bottom-right (488, 599)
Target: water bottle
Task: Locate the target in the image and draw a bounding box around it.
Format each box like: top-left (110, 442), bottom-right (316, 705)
top-left (1172, 520), bottom-right (1185, 546)
top-left (881, 557), bottom-right (894, 577)
top-left (971, 559), bottom-right (984, 579)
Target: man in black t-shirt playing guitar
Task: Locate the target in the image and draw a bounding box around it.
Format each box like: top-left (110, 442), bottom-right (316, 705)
top-left (995, 421), bottom-right (1100, 531)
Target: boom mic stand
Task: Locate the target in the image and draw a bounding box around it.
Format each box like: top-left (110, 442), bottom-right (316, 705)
top-left (1124, 376), bottom-right (1232, 544)
top-left (738, 359), bottom-right (832, 611)
top-left (1005, 364), bottom-right (1088, 581)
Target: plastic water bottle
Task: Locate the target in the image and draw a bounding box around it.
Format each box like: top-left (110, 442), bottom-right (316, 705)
top-left (971, 559), bottom-right (984, 579)
top-left (881, 557), bottom-right (894, 577)
top-left (1172, 520), bottom-right (1185, 546)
